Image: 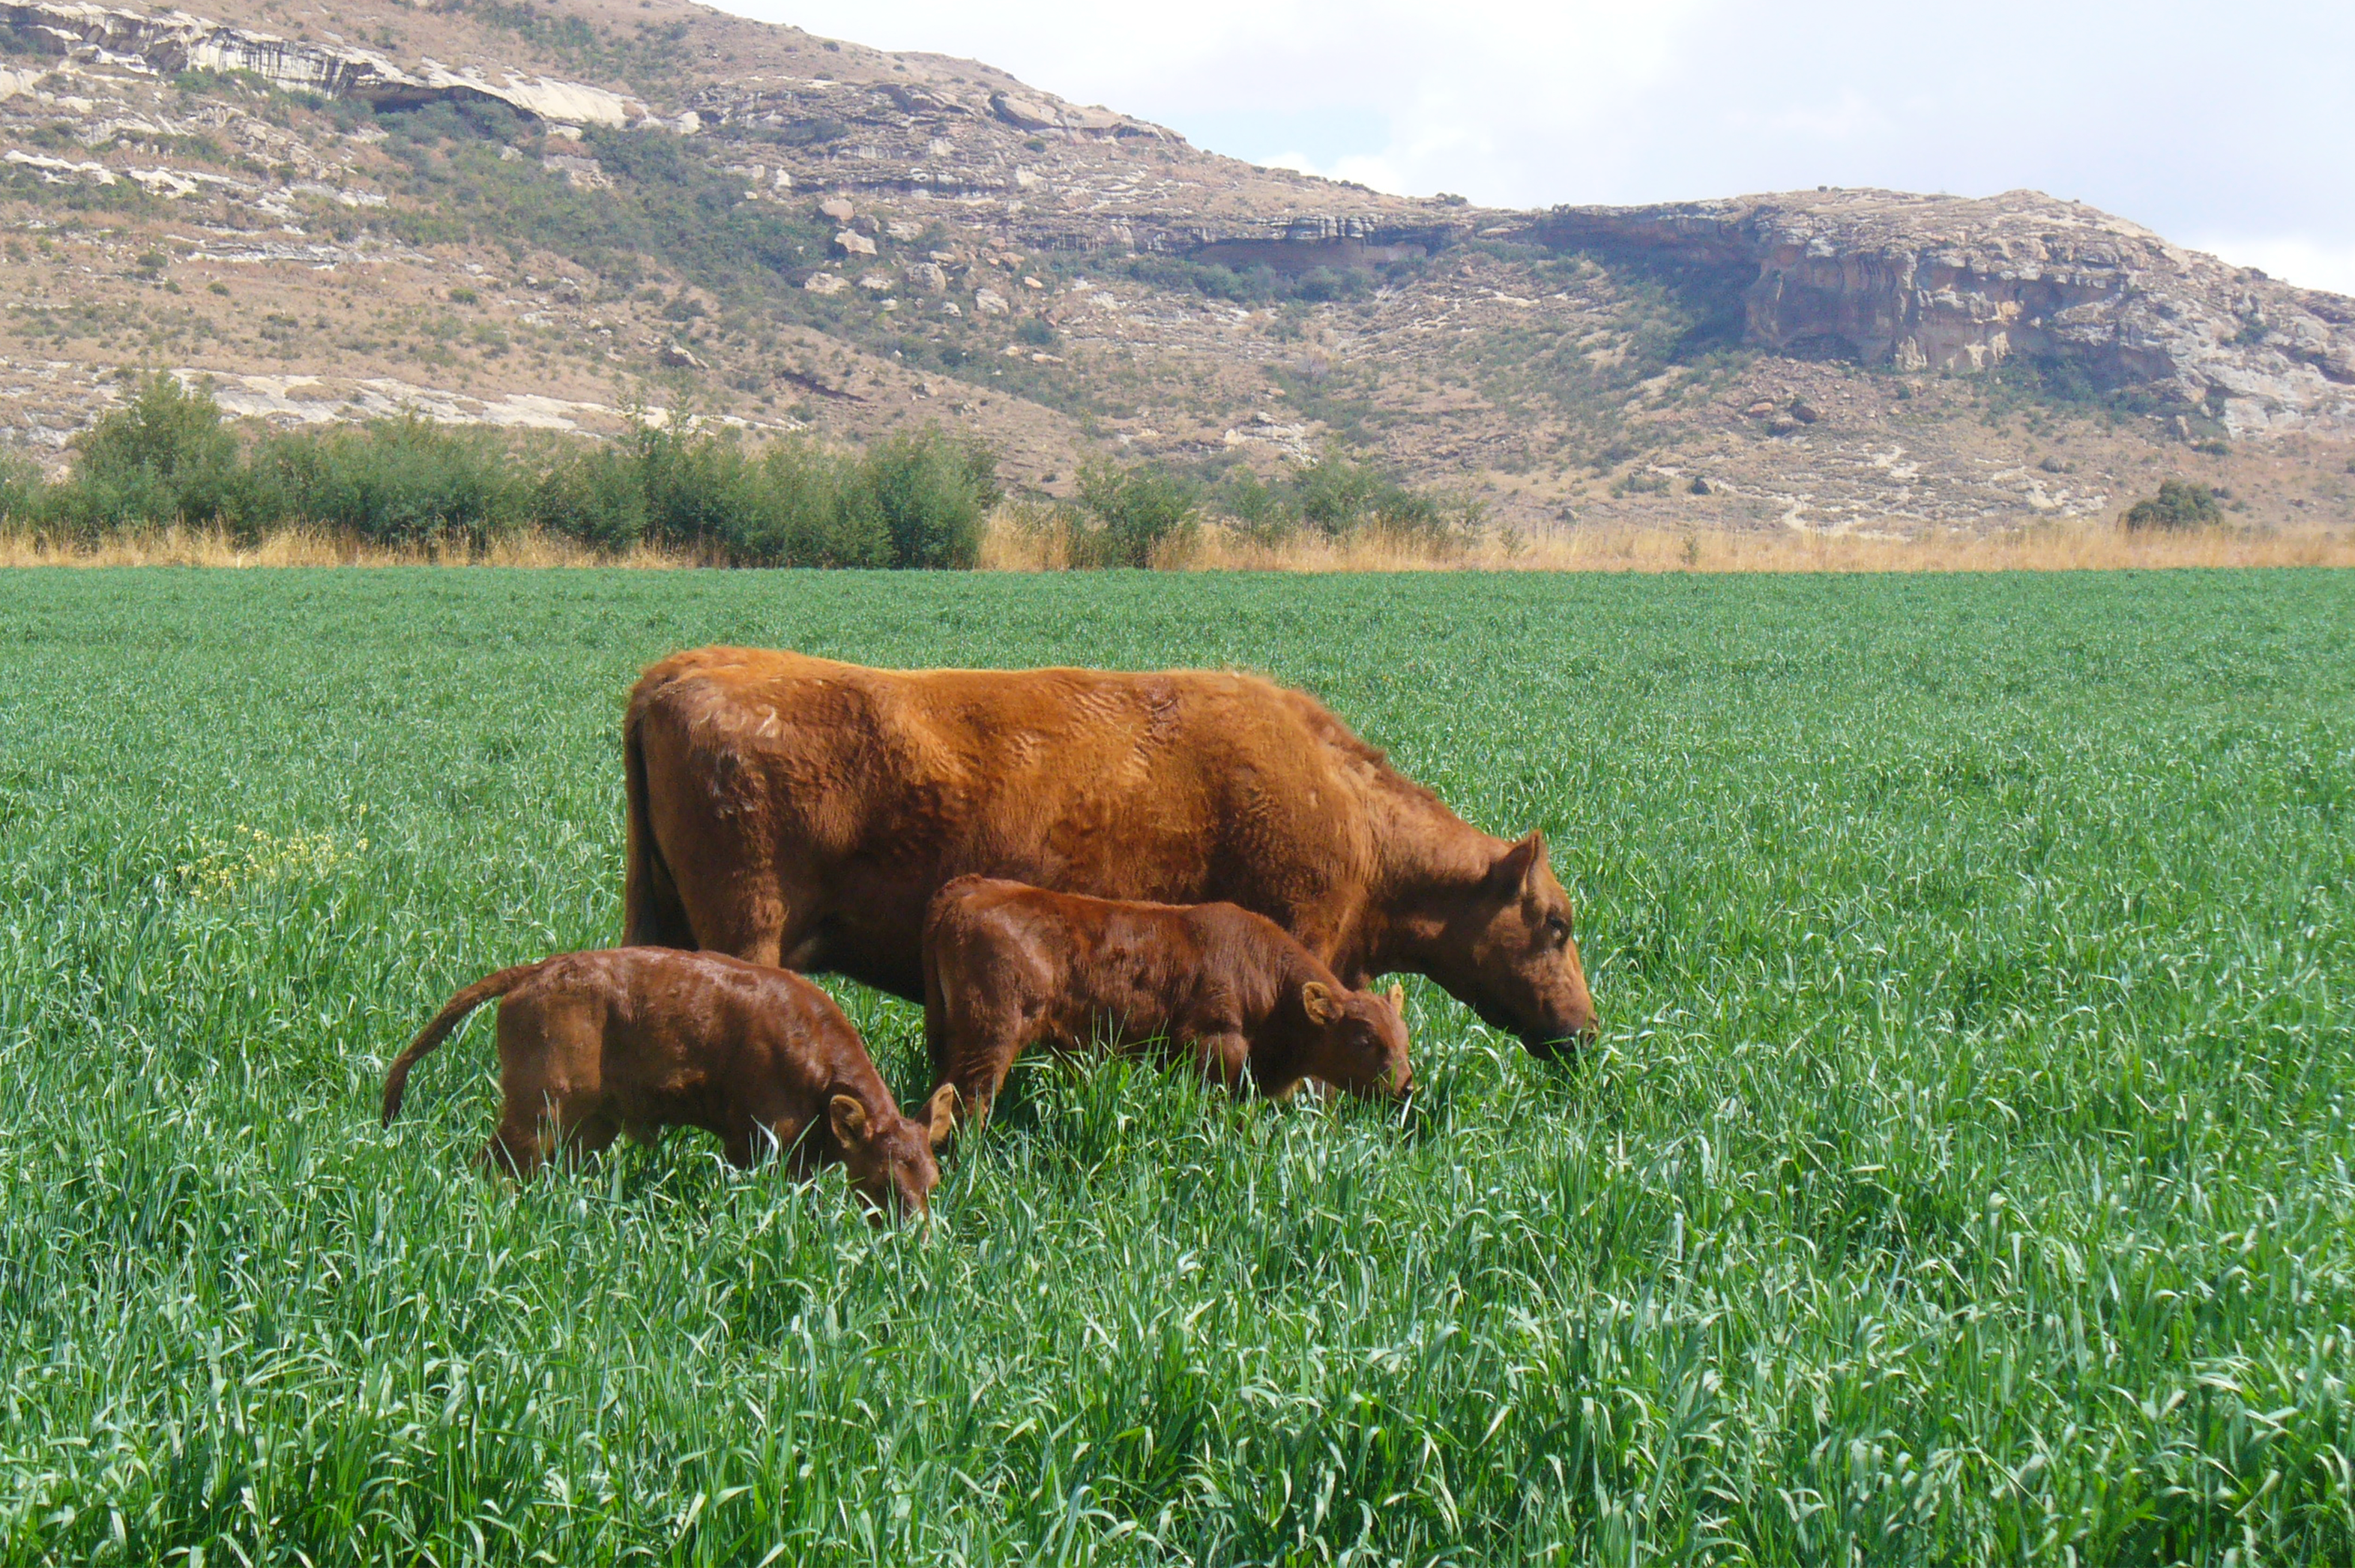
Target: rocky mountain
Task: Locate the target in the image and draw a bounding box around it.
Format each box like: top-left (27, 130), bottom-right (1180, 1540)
top-left (1538, 192), bottom-right (2355, 435)
top-left (5, 0), bottom-right (2352, 537)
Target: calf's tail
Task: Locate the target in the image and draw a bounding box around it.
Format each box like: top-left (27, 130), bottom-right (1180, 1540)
top-left (380, 959), bottom-right (550, 1127)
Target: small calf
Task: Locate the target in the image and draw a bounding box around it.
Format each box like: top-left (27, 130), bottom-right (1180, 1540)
top-left (382, 948), bottom-right (955, 1216)
top-left (923, 875), bottom-right (1414, 1127)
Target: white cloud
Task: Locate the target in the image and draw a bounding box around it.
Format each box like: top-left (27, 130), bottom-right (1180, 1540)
top-left (1261, 150), bottom-right (1411, 196)
top-left (711, 0), bottom-right (2355, 282)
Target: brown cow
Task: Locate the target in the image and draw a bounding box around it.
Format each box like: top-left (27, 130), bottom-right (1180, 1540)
top-left (922, 875), bottom-right (1414, 1124)
top-left (624, 648), bottom-right (1598, 1058)
top-left (379, 947), bottom-right (956, 1216)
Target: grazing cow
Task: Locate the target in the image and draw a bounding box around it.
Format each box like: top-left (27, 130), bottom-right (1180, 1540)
top-left (380, 948), bottom-right (956, 1217)
top-left (922, 875), bottom-right (1414, 1125)
top-left (624, 648), bottom-right (1598, 1058)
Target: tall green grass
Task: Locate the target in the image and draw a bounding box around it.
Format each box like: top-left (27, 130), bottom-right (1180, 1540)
top-left (1, 570), bottom-right (2351, 1564)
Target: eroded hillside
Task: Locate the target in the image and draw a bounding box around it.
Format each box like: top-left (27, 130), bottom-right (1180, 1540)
top-left (5, 0), bottom-right (2353, 537)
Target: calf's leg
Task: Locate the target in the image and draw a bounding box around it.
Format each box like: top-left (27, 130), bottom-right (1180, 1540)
top-left (1183, 1031), bottom-right (1256, 1095)
top-left (934, 1003), bottom-right (1034, 1130)
top-left (926, 946), bottom-right (1037, 1130)
top-left (486, 999), bottom-right (615, 1178)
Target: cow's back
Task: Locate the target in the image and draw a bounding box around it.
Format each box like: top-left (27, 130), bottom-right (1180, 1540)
top-left (627, 648), bottom-right (1375, 996)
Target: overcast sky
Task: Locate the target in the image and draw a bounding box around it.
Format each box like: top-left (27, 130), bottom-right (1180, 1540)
top-left (711, 0), bottom-right (2355, 295)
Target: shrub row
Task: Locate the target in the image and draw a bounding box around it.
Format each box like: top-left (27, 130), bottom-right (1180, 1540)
top-left (0, 376), bottom-right (1495, 569)
top-left (1001, 447), bottom-right (1485, 570)
top-left (1216, 447), bottom-right (1488, 549)
top-left (0, 375), bottom-right (1000, 567)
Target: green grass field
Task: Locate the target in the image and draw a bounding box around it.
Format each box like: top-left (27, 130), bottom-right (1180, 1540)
top-left (2, 568), bottom-right (2352, 1565)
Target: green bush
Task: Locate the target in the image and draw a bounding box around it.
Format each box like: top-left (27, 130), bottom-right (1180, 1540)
top-left (2123, 479), bottom-right (2224, 532)
top-left (633, 420), bottom-right (766, 557)
top-left (1285, 448), bottom-right (1384, 536)
top-left (1069, 457), bottom-right (1199, 567)
top-left (1219, 447), bottom-right (1462, 546)
top-left (624, 424), bottom-right (849, 566)
top-left (531, 440), bottom-right (649, 552)
top-left (0, 453), bottom-right (44, 537)
top-left (567, 420), bottom-right (992, 568)
top-left (46, 372), bottom-right (255, 536)
top-left (842, 426), bottom-right (1000, 570)
top-left (256, 416), bottom-right (529, 548)
top-left (750, 439), bottom-right (891, 567)
top-left (1216, 467), bottom-right (1294, 546)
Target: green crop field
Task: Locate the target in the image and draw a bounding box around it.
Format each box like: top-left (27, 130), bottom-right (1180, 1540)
top-left (2, 568), bottom-right (2353, 1565)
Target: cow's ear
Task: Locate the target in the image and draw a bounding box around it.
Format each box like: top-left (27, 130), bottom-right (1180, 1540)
top-left (1301, 981), bottom-right (1342, 1027)
top-left (1489, 830), bottom-right (1546, 895)
top-left (829, 1094), bottom-right (870, 1148)
top-left (1385, 982), bottom-right (1406, 1016)
top-left (923, 1083), bottom-right (959, 1152)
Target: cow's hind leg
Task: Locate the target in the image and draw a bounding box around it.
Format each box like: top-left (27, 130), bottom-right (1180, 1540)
top-left (663, 846), bottom-right (818, 971)
top-left (698, 884), bottom-right (792, 969)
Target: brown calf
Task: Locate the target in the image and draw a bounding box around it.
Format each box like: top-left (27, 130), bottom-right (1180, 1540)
top-left (922, 875), bottom-right (1414, 1127)
top-left (381, 948), bottom-right (955, 1216)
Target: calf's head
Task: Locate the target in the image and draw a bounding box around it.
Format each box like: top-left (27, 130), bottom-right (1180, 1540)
top-left (1429, 830), bottom-right (1598, 1059)
top-left (829, 1084), bottom-right (958, 1221)
top-left (1299, 980), bottom-right (1415, 1097)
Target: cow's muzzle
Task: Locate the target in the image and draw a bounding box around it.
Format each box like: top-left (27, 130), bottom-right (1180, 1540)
top-left (1521, 1025), bottom-right (1596, 1061)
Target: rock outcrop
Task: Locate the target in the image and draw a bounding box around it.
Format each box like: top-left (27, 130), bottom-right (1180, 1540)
top-left (2, 0), bottom-right (645, 125)
top-left (1537, 189), bottom-right (2355, 437)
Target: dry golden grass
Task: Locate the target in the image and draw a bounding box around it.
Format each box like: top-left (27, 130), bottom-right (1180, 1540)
top-left (984, 517), bottom-right (2355, 573)
top-left (7, 519), bottom-right (2351, 573)
top-left (0, 527), bottom-right (697, 570)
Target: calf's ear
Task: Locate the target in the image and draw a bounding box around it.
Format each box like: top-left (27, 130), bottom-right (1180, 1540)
top-left (1385, 982), bottom-right (1406, 1015)
top-left (923, 1082), bottom-right (959, 1151)
top-left (829, 1094), bottom-right (870, 1148)
top-left (1300, 981), bottom-right (1342, 1026)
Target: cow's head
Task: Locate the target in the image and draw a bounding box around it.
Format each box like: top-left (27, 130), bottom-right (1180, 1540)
top-left (1428, 830), bottom-right (1597, 1058)
top-left (1299, 979), bottom-right (1415, 1097)
top-left (830, 1084), bottom-right (957, 1222)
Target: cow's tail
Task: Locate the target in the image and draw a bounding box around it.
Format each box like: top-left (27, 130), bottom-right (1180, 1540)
top-left (622, 693), bottom-right (694, 950)
top-left (380, 959), bottom-right (549, 1127)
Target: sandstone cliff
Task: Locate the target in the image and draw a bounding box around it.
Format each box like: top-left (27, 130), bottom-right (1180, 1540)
top-left (1536, 190), bottom-right (2355, 440)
